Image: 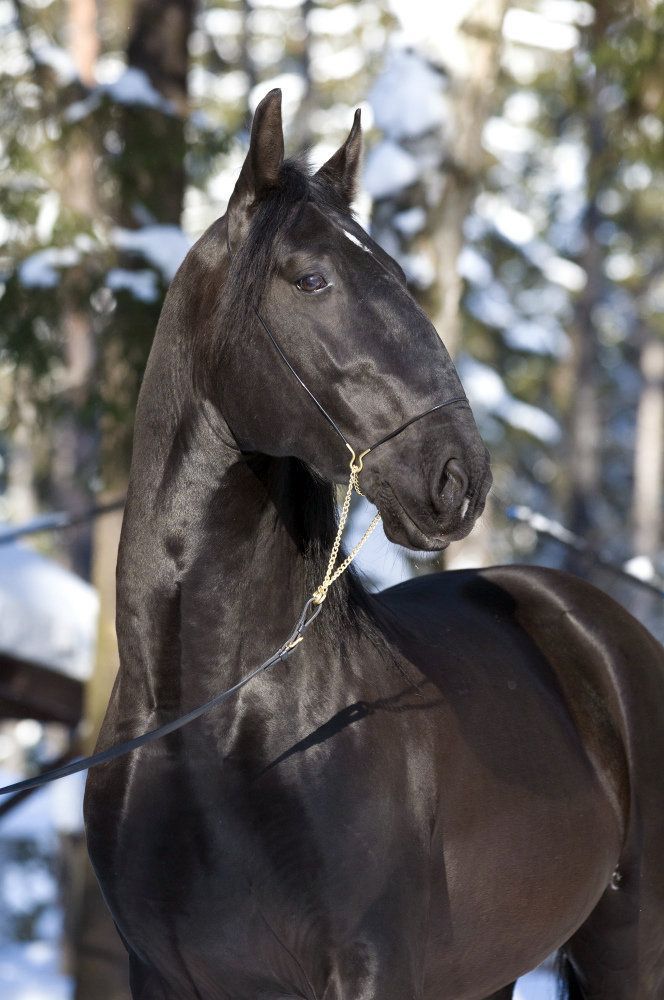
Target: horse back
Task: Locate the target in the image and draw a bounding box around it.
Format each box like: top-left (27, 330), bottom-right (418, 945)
top-left (378, 563), bottom-right (664, 835)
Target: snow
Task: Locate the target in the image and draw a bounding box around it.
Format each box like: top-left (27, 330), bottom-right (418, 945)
top-left (503, 8), bottom-right (580, 51)
top-left (108, 67), bottom-right (173, 112)
top-left (111, 225), bottom-right (191, 282)
top-left (247, 0), bottom-right (300, 9)
top-left (459, 356), bottom-right (561, 444)
top-left (3, 859), bottom-right (57, 912)
top-left (458, 246), bottom-right (493, 286)
top-left (515, 964), bottom-right (558, 999)
top-left (386, 0), bottom-right (477, 59)
top-left (199, 6), bottom-right (243, 36)
top-left (29, 32), bottom-right (75, 84)
top-left (467, 283), bottom-right (516, 329)
top-left (624, 555), bottom-right (657, 583)
top-left (0, 941), bottom-right (71, 1000)
top-left (551, 140), bottom-right (587, 192)
top-left (393, 207), bottom-right (426, 236)
top-left (503, 91), bottom-right (541, 125)
top-left (106, 268), bottom-right (159, 303)
top-left (18, 248), bottom-right (79, 289)
top-left (622, 162), bottom-right (653, 191)
top-left (0, 543), bottom-right (98, 681)
top-left (540, 254), bottom-right (586, 292)
top-left (369, 49), bottom-right (448, 141)
top-left (2, 28), bottom-right (32, 77)
top-left (473, 193), bottom-right (587, 293)
top-left (504, 320), bottom-right (570, 358)
top-left (639, 114), bottom-right (663, 143)
top-left (93, 53), bottom-right (124, 85)
top-left (66, 67), bottom-right (174, 122)
top-left (0, 0), bottom-right (14, 24)
top-left (536, 0), bottom-right (595, 27)
top-left (476, 195), bottom-right (537, 246)
top-left (190, 67), bottom-right (248, 105)
top-left (364, 141), bottom-right (419, 199)
top-left (483, 117), bottom-right (538, 157)
top-left (309, 42), bottom-right (365, 84)
top-left (310, 101), bottom-right (374, 139)
top-left (401, 252), bottom-right (435, 289)
top-left (307, 3), bottom-right (361, 36)
top-left (35, 193), bottom-right (60, 245)
top-left (0, 769), bottom-right (82, 1000)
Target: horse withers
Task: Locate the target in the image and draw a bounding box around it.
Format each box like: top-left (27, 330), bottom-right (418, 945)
top-left (85, 89), bottom-right (664, 999)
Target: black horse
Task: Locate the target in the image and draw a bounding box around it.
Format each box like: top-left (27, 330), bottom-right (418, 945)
top-left (86, 90), bottom-right (664, 999)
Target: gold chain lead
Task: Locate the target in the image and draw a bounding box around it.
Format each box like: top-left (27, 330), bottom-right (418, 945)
top-left (312, 450), bottom-right (381, 606)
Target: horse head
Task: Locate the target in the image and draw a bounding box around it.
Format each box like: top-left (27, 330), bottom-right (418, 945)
top-left (198, 88), bottom-right (491, 551)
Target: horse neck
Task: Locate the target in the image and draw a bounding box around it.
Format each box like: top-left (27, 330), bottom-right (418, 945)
top-left (116, 386), bottom-right (360, 712)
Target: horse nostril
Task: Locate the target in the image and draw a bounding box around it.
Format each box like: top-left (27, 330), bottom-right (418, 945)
top-left (440, 458), bottom-right (469, 503)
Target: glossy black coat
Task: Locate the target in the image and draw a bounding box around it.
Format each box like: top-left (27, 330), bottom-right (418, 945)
top-left (85, 91), bottom-right (664, 1000)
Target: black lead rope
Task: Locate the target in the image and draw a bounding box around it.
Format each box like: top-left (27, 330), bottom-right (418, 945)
top-left (0, 600), bottom-right (322, 797)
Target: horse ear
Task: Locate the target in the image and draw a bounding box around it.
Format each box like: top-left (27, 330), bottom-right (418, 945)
top-left (226, 88), bottom-right (285, 248)
top-left (316, 109), bottom-right (362, 206)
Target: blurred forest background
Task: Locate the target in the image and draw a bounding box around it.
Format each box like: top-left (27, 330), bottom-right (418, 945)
top-left (0, 0), bottom-right (662, 997)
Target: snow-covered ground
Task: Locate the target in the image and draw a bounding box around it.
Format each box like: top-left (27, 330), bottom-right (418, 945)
top-left (0, 941), bottom-right (71, 1000)
top-left (0, 771), bottom-right (83, 999)
top-left (0, 542), bottom-right (98, 681)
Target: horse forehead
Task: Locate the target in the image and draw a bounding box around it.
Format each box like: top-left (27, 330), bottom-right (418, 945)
top-left (285, 200), bottom-right (349, 244)
top-left (287, 203), bottom-right (392, 274)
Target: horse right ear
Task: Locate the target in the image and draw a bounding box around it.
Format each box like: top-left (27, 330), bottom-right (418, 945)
top-left (226, 89), bottom-right (285, 249)
top-left (315, 109), bottom-right (362, 206)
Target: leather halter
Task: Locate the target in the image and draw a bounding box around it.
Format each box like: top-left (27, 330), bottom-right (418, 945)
top-left (0, 221), bottom-right (467, 798)
top-left (253, 307), bottom-right (466, 472)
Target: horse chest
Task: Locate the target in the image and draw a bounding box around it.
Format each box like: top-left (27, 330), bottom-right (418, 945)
top-left (87, 712), bottom-right (438, 998)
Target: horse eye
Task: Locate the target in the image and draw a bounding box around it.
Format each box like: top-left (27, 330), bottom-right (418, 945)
top-left (296, 273), bottom-right (328, 293)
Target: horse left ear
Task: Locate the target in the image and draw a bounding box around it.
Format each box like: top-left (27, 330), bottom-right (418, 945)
top-left (316, 109), bottom-right (362, 206)
top-left (226, 89), bottom-right (285, 249)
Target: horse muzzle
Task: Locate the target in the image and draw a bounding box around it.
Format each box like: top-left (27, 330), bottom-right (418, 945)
top-left (372, 456), bottom-right (492, 551)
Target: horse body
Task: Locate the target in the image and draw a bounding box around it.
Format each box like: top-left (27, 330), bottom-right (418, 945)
top-left (85, 91), bottom-right (664, 998)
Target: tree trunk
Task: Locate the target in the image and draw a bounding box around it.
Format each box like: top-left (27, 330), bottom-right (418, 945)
top-left (561, 3), bottom-right (613, 572)
top-left (429, 0), bottom-right (508, 359)
top-left (51, 0), bottom-right (100, 577)
top-left (5, 369), bottom-right (39, 523)
top-left (632, 334), bottom-right (664, 557)
top-left (565, 193), bottom-right (603, 548)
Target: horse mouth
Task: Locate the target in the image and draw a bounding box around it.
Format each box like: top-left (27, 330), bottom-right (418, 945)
top-left (376, 479), bottom-right (488, 552)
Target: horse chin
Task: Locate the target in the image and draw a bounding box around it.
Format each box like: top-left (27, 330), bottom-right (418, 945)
top-left (376, 483), bottom-right (475, 552)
